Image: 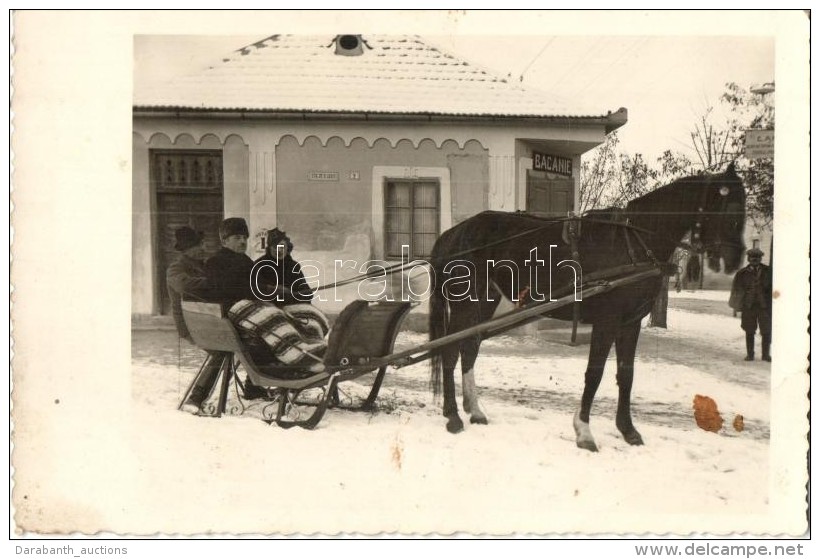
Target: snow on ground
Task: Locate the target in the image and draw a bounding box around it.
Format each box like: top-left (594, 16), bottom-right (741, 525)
top-left (668, 289), bottom-right (733, 302)
top-left (127, 300), bottom-right (772, 535)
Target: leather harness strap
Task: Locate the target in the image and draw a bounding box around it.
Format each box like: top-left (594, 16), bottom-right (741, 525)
top-left (566, 218), bottom-right (582, 343)
top-left (623, 226), bottom-right (638, 265)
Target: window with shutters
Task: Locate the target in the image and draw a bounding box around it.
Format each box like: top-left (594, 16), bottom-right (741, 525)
top-left (384, 179), bottom-right (440, 260)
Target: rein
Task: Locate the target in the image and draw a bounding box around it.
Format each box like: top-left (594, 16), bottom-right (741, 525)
top-left (309, 215), bottom-right (674, 293)
top-left (310, 218), bottom-right (569, 292)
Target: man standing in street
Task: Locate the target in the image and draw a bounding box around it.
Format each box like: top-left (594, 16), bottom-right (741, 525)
top-left (730, 247), bottom-right (773, 361)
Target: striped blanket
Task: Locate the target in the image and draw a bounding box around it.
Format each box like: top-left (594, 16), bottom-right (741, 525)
top-left (228, 300), bottom-right (330, 365)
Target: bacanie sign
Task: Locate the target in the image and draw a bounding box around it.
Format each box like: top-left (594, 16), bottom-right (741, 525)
top-left (532, 152), bottom-right (573, 177)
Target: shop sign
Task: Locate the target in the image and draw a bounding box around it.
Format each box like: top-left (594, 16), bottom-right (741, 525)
top-left (532, 152), bottom-right (573, 176)
top-left (744, 129), bottom-right (774, 159)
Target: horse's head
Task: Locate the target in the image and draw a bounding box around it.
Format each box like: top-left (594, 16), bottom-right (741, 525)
top-left (692, 163), bottom-right (746, 274)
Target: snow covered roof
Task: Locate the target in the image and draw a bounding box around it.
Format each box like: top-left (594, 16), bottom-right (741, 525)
top-left (134, 34), bottom-right (627, 128)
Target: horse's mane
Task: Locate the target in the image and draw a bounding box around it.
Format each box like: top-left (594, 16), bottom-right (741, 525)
top-left (626, 166), bottom-right (741, 214)
top-left (625, 174), bottom-right (705, 214)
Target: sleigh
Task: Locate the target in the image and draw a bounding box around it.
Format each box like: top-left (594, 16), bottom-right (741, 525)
top-left (179, 299), bottom-right (414, 428)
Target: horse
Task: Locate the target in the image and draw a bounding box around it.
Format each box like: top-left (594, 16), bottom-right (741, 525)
top-left (427, 164), bottom-right (746, 450)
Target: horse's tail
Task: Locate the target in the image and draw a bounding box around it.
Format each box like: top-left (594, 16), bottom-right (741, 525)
top-left (429, 259), bottom-right (448, 397)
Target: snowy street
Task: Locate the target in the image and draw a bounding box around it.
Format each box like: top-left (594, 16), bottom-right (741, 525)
top-left (128, 290), bottom-right (773, 535)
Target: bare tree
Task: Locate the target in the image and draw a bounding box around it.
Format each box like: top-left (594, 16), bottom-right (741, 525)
top-left (687, 83), bottom-right (774, 227)
top-left (579, 131), bottom-right (621, 213)
top-left (690, 106), bottom-right (735, 171)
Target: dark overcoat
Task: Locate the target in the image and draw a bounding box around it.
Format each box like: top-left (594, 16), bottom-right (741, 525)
top-left (730, 263), bottom-right (772, 311)
top-left (205, 247), bottom-right (256, 308)
top-left (166, 254), bottom-right (209, 339)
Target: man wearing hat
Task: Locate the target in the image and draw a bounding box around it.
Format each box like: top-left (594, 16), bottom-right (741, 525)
top-left (204, 217), bottom-right (255, 305)
top-left (730, 247), bottom-right (772, 361)
top-left (166, 226), bottom-right (209, 342)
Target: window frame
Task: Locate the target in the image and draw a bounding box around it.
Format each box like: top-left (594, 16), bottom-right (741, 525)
top-left (383, 179), bottom-right (441, 261)
top-left (371, 166), bottom-right (452, 262)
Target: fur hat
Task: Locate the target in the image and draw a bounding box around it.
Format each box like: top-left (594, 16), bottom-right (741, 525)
top-left (174, 226), bottom-right (204, 251)
top-left (266, 227), bottom-right (293, 254)
top-left (219, 218), bottom-right (249, 240)
top-left (746, 247), bottom-right (764, 258)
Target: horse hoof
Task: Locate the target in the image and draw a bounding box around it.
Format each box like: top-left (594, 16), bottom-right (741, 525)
top-left (576, 439), bottom-right (599, 452)
top-left (446, 415), bottom-right (464, 434)
top-left (573, 412), bottom-right (598, 451)
top-left (470, 415), bottom-right (488, 425)
top-left (624, 431), bottom-right (644, 446)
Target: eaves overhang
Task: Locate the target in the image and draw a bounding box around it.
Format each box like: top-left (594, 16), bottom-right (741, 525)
top-left (133, 106), bottom-right (628, 131)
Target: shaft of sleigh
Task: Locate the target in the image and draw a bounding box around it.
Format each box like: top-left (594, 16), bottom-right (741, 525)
top-left (382, 267), bottom-right (664, 368)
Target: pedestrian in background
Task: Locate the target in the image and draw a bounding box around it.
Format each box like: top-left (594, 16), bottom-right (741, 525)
top-left (729, 247), bottom-right (772, 361)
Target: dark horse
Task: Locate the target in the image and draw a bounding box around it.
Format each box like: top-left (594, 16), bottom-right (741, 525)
top-left (428, 164), bottom-right (746, 450)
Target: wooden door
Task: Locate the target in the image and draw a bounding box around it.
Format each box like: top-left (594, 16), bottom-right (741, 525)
top-left (526, 171), bottom-right (573, 216)
top-left (152, 150), bottom-right (224, 315)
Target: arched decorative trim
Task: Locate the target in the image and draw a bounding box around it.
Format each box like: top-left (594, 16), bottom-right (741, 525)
top-left (372, 137), bottom-right (393, 150)
top-left (133, 130), bottom-right (147, 144)
top-left (172, 133), bottom-right (198, 148)
top-left (137, 127), bottom-right (489, 150)
top-left (440, 139), bottom-right (461, 152)
top-left (147, 132), bottom-right (173, 147)
top-left (463, 139), bottom-right (488, 153)
top-left (198, 133), bottom-right (223, 148)
top-left (325, 136), bottom-right (346, 149)
top-left (394, 139), bottom-right (414, 151)
top-left (141, 129), bottom-right (251, 148)
top-left (349, 136), bottom-right (369, 149)
top-left (371, 166), bottom-right (452, 261)
top-left (274, 132), bottom-right (487, 150)
top-left (223, 134), bottom-right (248, 147)
top-left (417, 138), bottom-right (438, 151)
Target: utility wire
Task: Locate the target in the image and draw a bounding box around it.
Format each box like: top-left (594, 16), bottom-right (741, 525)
top-left (518, 38), bottom-right (554, 82)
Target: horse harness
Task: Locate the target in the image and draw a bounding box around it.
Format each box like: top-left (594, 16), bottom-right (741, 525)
top-left (556, 216), bottom-right (667, 340)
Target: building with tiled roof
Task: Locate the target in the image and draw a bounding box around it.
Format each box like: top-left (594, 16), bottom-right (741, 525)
top-left (132, 34), bottom-right (627, 318)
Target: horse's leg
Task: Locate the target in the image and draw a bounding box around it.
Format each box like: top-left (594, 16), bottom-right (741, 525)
top-left (440, 303), bottom-right (476, 434)
top-left (461, 337), bottom-right (489, 425)
top-left (461, 299), bottom-right (497, 425)
top-left (440, 344), bottom-right (462, 433)
top-left (614, 321), bottom-right (644, 446)
top-left (574, 321), bottom-right (616, 452)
